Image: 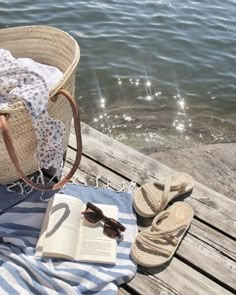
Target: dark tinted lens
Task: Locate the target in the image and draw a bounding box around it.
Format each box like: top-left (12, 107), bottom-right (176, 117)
top-left (104, 222), bottom-right (119, 238)
top-left (83, 204), bottom-right (103, 223)
top-left (83, 211), bottom-right (101, 223)
top-left (83, 203), bottom-right (126, 238)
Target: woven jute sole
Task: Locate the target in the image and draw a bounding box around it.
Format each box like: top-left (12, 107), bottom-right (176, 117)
top-left (133, 173), bottom-right (195, 217)
top-left (131, 202), bottom-right (194, 267)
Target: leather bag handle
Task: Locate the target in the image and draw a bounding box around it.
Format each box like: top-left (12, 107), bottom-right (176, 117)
top-left (0, 89), bottom-right (82, 191)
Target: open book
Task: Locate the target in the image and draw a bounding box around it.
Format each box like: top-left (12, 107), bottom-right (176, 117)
top-left (35, 193), bottom-right (118, 264)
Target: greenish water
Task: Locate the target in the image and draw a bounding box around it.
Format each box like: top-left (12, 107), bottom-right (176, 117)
top-left (1, 0), bottom-right (236, 153)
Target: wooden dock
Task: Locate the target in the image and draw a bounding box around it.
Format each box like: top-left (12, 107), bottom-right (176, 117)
top-left (65, 122), bottom-right (236, 295)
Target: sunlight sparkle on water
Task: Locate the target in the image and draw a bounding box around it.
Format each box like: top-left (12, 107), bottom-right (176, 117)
top-left (176, 123), bottom-right (185, 131)
top-left (178, 99), bottom-right (185, 109)
top-left (124, 115), bottom-right (133, 122)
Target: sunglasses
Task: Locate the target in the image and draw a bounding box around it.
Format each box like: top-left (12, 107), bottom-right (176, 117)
top-left (82, 202), bottom-right (126, 238)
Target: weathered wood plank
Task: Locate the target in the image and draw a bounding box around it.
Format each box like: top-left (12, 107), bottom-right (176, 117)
top-left (65, 149), bottom-right (128, 191)
top-left (138, 257), bottom-right (234, 295)
top-left (69, 123), bottom-right (236, 239)
top-left (189, 219), bottom-right (236, 261)
top-left (65, 147), bottom-right (236, 292)
top-left (65, 148), bottom-right (236, 261)
top-left (65, 156), bottom-right (234, 295)
top-left (126, 270), bottom-right (180, 295)
top-left (118, 288), bottom-right (133, 295)
top-left (177, 234), bottom-right (236, 291)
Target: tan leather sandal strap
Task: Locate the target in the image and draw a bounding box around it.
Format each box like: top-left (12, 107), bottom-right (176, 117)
top-left (0, 88), bottom-right (82, 192)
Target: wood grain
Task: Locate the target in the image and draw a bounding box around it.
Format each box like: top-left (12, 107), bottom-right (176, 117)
top-left (69, 123), bottom-right (236, 239)
top-left (65, 145), bottom-right (236, 292)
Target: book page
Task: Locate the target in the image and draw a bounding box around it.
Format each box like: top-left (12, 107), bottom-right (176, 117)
top-left (41, 194), bottom-right (83, 259)
top-left (76, 204), bottom-right (118, 264)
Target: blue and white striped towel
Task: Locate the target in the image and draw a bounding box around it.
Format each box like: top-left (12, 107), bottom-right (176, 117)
top-left (0, 184), bottom-right (138, 294)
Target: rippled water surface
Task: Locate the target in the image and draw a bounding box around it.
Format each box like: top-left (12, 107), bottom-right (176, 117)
top-left (1, 0), bottom-right (236, 153)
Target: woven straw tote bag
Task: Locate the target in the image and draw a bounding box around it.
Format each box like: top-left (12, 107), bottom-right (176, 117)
top-left (0, 26), bottom-right (82, 191)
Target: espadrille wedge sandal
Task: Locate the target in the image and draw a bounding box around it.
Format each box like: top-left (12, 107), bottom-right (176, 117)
top-left (131, 202), bottom-right (194, 267)
top-left (133, 173), bottom-right (194, 217)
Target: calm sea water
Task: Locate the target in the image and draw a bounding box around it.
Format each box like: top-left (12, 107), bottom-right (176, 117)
top-left (1, 0), bottom-right (236, 153)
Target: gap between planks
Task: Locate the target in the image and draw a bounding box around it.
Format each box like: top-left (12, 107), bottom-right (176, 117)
top-left (69, 123), bottom-right (236, 240)
top-left (64, 162), bottom-right (234, 295)
top-left (64, 148), bottom-right (236, 293)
